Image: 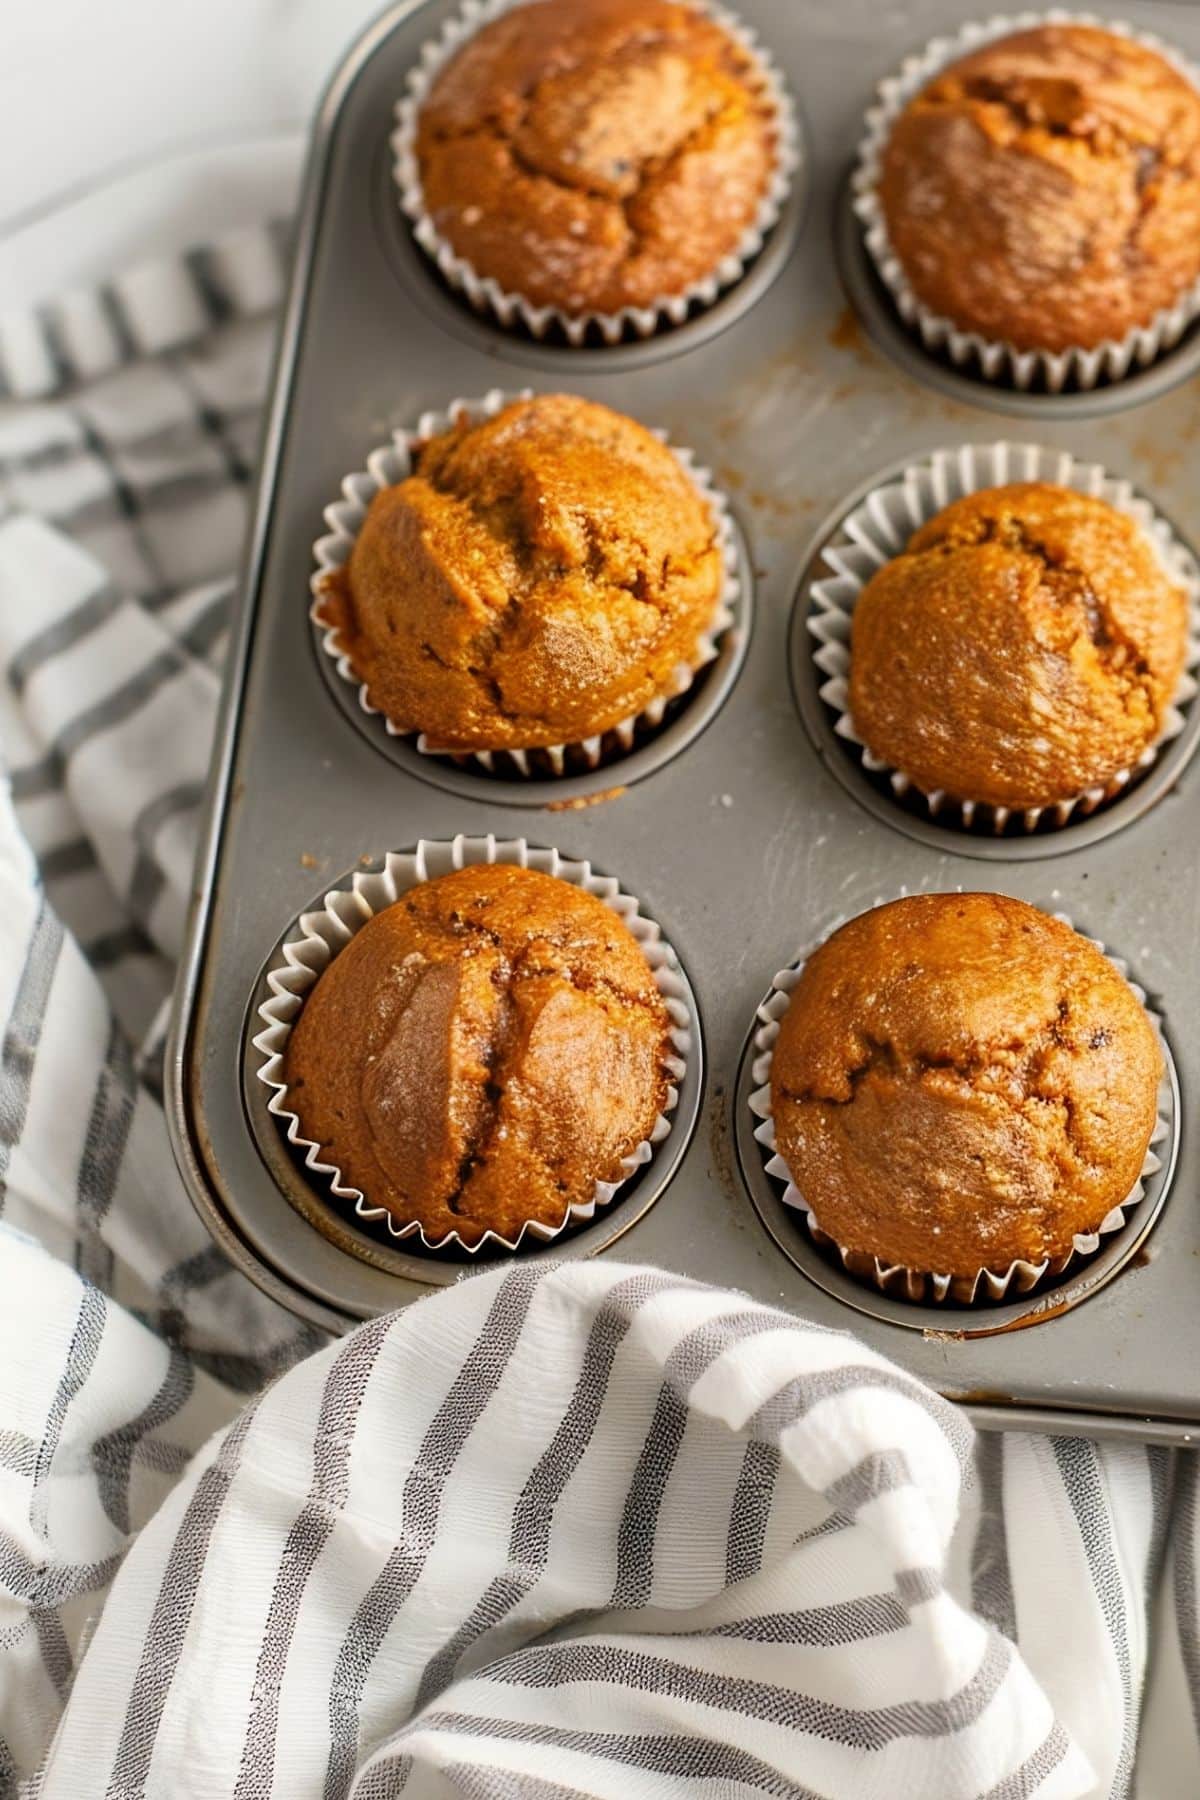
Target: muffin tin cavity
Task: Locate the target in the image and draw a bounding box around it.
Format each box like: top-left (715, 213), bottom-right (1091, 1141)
top-left (374, 132), bottom-right (808, 371)
top-left (312, 417), bottom-right (755, 806)
top-left (790, 445), bottom-right (1200, 861)
top-left (242, 837), bottom-right (705, 1279)
top-left (388, 0), bottom-right (803, 351)
top-left (733, 933), bottom-right (1180, 1336)
top-left (849, 15), bottom-right (1200, 403)
top-left (315, 596), bottom-right (752, 804)
top-left (835, 181), bottom-right (1200, 420)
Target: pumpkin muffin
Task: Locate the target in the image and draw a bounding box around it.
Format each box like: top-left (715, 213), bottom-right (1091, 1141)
top-left (317, 393), bottom-right (724, 752)
top-left (878, 23), bottom-right (1200, 353)
top-left (411, 0), bottom-right (780, 318)
top-left (847, 482), bottom-right (1189, 812)
top-left (283, 864), bottom-right (674, 1245)
top-left (770, 893), bottom-right (1162, 1280)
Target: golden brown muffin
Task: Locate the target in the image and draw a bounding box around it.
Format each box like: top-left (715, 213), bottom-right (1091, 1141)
top-left (283, 864), bottom-right (673, 1245)
top-left (878, 23), bottom-right (1200, 353)
top-left (413, 0), bottom-right (778, 317)
top-left (770, 893), bottom-right (1162, 1279)
top-left (318, 393), bottom-right (723, 751)
top-left (847, 483), bottom-right (1189, 812)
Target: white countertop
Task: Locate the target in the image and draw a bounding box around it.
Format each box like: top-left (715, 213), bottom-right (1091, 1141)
top-left (0, 0), bottom-right (386, 306)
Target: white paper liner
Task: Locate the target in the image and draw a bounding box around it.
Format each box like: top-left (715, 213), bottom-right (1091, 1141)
top-left (311, 387), bottom-right (740, 776)
top-left (808, 441), bottom-right (1200, 834)
top-left (252, 834), bottom-right (692, 1255)
top-left (852, 10), bottom-right (1200, 392)
top-left (747, 900), bottom-right (1170, 1306)
top-left (391, 0), bottom-right (800, 346)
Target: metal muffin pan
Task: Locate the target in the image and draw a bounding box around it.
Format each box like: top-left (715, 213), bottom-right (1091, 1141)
top-left (168, 0), bottom-right (1200, 1443)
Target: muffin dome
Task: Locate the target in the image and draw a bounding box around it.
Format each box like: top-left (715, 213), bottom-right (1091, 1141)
top-left (878, 23), bottom-right (1200, 353)
top-left (770, 893), bottom-right (1162, 1279)
top-left (283, 864), bottom-right (673, 1245)
top-left (413, 0), bottom-right (779, 318)
top-left (847, 482), bottom-right (1189, 812)
top-left (318, 393), bottom-right (724, 752)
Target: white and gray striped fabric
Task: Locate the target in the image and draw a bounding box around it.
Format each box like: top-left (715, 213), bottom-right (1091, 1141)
top-left (1, 227), bottom-right (1199, 1800)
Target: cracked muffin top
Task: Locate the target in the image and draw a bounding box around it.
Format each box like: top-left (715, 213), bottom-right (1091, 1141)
top-left (318, 393), bottom-right (724, 752)
top-left (283, 864), bottom-right (674, 1246)
top-left (770, 893), bottom-right (1162, 1278)
top-left (412, 0), bottom-right (779, 317)
top-left (878, 23), bottom-right (1200, 353)
top-left (847, 483), bottom-right (1189, 813)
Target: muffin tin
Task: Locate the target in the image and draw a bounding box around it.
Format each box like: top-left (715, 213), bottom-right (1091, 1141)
top-left (167, 0), bottom-right (1200, 1444)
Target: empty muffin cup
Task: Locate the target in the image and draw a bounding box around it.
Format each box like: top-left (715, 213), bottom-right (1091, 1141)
top-left (251, 834), bottom-right (692, 1255)
top-left (746, 898), bottom-right (1171, 1306)
top-left (808, 441), bottom-right (1200, 834)
top-left (853, 12), bottom-right (1200, 392)
top-left (392, 0), bottom-right (800, 345)
top-left (311, 388), bottom-right (740, 778)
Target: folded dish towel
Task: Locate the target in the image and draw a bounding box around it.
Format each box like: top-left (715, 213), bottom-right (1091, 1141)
top-left (0, 228), bottom-right (1197, 1800)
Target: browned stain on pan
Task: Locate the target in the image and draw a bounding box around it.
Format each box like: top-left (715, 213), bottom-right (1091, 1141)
top-left (544, 786), bottom-right (628, 811)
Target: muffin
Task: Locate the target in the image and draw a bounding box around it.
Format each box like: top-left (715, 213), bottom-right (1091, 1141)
top-left (409, 0), bottom-right (781, 321)
top-left (316, 393), bottom-right (724, 753)
top-left (877, 23), bottom-right (1200, 354)
top-left (847, 482), bottom-right (1189, 813)
top-left (769, 893), bottom-right (1162, 1280)
top-left (282, 863), bottom-right (674, 1246)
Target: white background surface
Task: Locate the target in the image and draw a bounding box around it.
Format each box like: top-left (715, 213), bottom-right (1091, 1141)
top-left (0, 0), bottom-right (388, 307)
top-left (0, 2), bottom-right (1194, 1792)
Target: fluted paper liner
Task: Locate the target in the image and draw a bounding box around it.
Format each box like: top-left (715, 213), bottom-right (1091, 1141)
top-left (391, 0), bottom-right (800, 346)
top-left (252, 835), bottom-right (692, 1255)
top-left (853, 10), bottom-right (1200, 392)
top-left (747, 903), bottom-right (1170, 1306)
top-left (311, 388), bottom-right (740, 777)
top-left (808, 441), bottom-right (1200, 834)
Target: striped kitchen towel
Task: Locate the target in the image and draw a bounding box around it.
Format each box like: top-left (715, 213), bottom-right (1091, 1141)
top-left (0, 226), bottom-right (1198, 1800)
top-left (18, 1260), bottom-right (1107, 1798)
